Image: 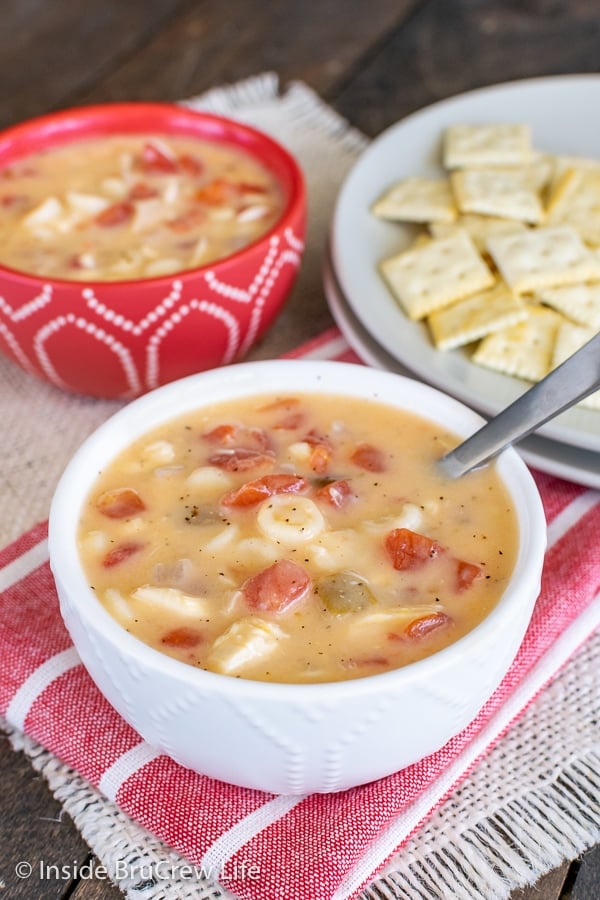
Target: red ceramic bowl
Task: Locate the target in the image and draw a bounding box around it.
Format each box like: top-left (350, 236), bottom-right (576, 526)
top-left (0, 102), bottom-right (306, 399)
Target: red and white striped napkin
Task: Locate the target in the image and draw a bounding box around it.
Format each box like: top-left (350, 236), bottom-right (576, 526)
top-left (1, 328), bottom-right (600, 900)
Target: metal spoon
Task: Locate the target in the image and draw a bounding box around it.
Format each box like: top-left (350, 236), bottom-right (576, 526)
top-left (439, 330), bottom-right (600, 478)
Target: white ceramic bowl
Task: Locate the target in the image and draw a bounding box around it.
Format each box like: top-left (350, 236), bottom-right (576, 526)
top-left (48, 360), bottom-right (547, 794)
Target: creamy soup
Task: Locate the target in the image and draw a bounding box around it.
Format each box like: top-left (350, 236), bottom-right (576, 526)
top-left (78, 393), bottom-right (519, 684)
top-left (0, 135), bottom-right (283, 280)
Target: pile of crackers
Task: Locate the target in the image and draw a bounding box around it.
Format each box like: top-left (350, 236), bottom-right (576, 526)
top-left (373, 123), bottom-right (600, 410)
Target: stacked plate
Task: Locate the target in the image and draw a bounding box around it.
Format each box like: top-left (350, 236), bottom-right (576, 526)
top-left (325, 76), bottom-right (600, 488)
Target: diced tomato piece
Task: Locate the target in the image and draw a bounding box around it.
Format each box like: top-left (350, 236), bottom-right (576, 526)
top-left (315, 479), bottom-right (354, 509)
top-left (455, 559), bottom-right (482, 591)
top-left (208, 447), bottom-right (276, 472)
top-left (140, 141), bottom-right (178, 174)
top-left (241, 559), bottom-right (311, 612)
top-left (236, 181), bottom-right (268, 194)
top-left (68, 253), bottom-right (90, 270)
top-left (195, 178), bottom-right (235, 205)
top-left (350, 655), bottom-right (390, 667)
top-left (167, 207), bottom-right (206, 232)
top-left (204, 423), bottom-right (274, 471)
top-left (178, 153), bottom-right (204, 177)
top-left (309, 444), bottom-right (331, 474)
top-left (273, 411), bottom-right (305, 429)
top-left (303, 430), bottom-right (333, 474)
top-left (96, 487), bottom-right (146, 519)
top-left (221, 473), bottom-right (307, 507)
top-left (128, 181), bottom-right (160, 200)
top-left (95, 201), bottom-right (135, 227)
top-left (342, 654), bottom-right (390, 672)
top-left (203, 423), bottom-right (270, 451)
top-left (174, 238), bottom-right (199, 251)
top-left (258, 398), bottom-right (305, 430)
top-left (1, 193), bottom-right (28, 207)
top-left (102, 541), bottom-right (144, 568)
top-left (203, 423), bottom-right (236, 445)
top-left (404, 611), bottom-right (451, 640)
top-left (160, 626), bottom-right (203, 649)
top-left (2, 166), bottom-right (37, 179)
top-left (385, 527), bottom-right (442, 571)
top-left (350, 443), bottom-right (386, 472)
top-left (258, 397), bottom-right (300, 413)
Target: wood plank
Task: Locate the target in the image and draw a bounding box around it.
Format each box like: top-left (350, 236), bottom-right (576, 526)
top-left (0, 0), bottom-right (189, 129)
top-left (330, 0), bottom-right (600, 137)
top-left (508, 860), bottom-right (570, 900)
top-left (72, 0), bottom-right (420, 106)
top-left (567, 845), bottom-right (600, 898)
top-left (0, 732), bottom-right (92, 898)
top-left (69, 866), bottom-right (125, 899)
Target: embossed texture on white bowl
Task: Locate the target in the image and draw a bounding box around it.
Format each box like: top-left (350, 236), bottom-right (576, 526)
top-left (48, 360), bottom-right (547, 794)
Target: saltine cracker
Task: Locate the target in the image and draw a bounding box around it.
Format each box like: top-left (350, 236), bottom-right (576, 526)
top-left (472, 306), bottom-right (562, 381)
top-left (380, 232), bottom-right (495, 320)
top-left (372, 177), bottom-right (457, 223)
top-left (443, 123), bottom-right (533, 169)
top-left (536, 283), bottom-right (600, 330)
top-left (427, 283), bottom-right (527, 350)
top-left (451, 168), bottom-right (544, 224)
top-left (486, 225), bottom-right (600, 293)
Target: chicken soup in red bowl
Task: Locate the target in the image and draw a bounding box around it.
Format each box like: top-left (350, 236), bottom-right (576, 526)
top-left (0, 103), bottom-right (305, 398)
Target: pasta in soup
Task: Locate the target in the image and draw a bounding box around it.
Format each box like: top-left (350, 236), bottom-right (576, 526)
top-left (0, 135), bottom-right (282, 280)
top-left (78, 392), bottom-right (519, 684)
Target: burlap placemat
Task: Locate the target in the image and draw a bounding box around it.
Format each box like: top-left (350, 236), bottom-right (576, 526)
top-left (1, 74), bottom-right (599, 900)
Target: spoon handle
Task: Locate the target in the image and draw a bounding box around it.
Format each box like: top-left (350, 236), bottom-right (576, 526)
top-left (440, 330), bottom-right (600, 478)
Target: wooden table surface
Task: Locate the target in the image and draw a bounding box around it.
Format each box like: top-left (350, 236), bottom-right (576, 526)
top-left (1, 1), bottom-right (599, 897)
